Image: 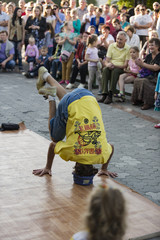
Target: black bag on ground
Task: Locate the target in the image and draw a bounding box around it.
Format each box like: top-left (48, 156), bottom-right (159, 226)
top-left (0, 123), bottom-right (19, 131)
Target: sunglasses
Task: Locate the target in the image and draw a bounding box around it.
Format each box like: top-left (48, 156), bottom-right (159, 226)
top-left (154, 4), bottom-right (159, 6)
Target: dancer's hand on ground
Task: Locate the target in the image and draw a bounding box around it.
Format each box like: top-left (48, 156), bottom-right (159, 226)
top-left (97, 169), bottom-right (118, 178)
top-left (32, 167), bottom-right (52, 177)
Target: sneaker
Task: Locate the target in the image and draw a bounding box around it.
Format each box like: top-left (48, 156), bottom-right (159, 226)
top-left (114, 93), bottom-right (125, 102)
top-left (66, 83), bottom-right (74, 89)
top-left (78, 83), bottom-right (85, 88)
top-left (38, 86), bottom-right (57, 97)
top-left (104, 96), bottom-right (112, 104)
top-left (154, 123), bottom-right (160, 129)
top-left (36, 67), bottom-right (48, 90)
top-left (59, 80), bottom-right (65, 84)
top-left (65, 80), bottom-right (69, 85)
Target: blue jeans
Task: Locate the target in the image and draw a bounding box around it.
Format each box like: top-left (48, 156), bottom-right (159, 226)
top-left (0, 59), bottom-right (15, 70)
top-left (50, 88), bottom-right (94, 142)
top-left (48, 47), bottom-right (53, 56)
top-left (51, 59), bottom-right (62, 79)
top-left (11, 41), bottom-right (23, 68)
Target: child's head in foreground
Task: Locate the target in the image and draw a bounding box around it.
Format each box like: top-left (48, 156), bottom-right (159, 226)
top-left (85, 186), bottom-right (126, 240)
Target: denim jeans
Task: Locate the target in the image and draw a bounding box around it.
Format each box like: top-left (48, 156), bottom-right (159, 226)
top-left (0, 59), bottom-right (15, 70)
top-left (50, 88), bottom-right (94, 141)
top-left (11, 41), bottom-right (23, 68)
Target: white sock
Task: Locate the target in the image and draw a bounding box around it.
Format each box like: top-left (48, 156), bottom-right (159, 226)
top-left (43, 72), bottom-right (50, 81)
top-left (48, 95), bottom-right (56, 102)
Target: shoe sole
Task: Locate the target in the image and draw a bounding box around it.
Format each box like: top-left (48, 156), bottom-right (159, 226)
top-left (39, 87), bottom-right (57, 97)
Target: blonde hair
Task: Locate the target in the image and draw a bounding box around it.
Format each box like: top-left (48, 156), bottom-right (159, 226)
top-left (28, 36), bottom-right (35, 43)
top-left (85, 187), bottom-right (126, 240)
top-left (149, 30), bottom-right (159, 39)
top-left (32, 6), bottom-right (42, 20)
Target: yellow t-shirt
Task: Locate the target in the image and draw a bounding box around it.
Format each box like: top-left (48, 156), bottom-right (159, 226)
top-left (54, 96), bottom-right (112, 165)
top-left (107, 42), bottom-right (130, 66)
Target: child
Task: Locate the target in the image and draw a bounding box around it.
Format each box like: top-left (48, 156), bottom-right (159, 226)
top-left (120, 13), bottom-right (130, 30)
top-left (70, 9), bottom-right (81, 35)
top-left (44, 22), bottom-right (54, 56)
top-left (115, 46), bottom-right (140, 102)
top-left (85, 34), bottom-right (102, 93)
top-left (154, 72), bottom-right (160, 128)
top-left (25, 37), bottom-right (39, 71)
top-left (70, 186), bottom-right (126, 240)
top-left (24, 46), bottom-right (49, 78)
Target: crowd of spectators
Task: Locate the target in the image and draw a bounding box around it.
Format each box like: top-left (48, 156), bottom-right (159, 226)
top-left (0, 0), bottom-right (160, 111)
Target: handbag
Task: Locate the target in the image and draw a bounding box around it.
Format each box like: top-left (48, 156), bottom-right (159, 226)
top-left (60, 50), bottom-right (71, 62)
top-left (0, 123), bottom-right (19, 131)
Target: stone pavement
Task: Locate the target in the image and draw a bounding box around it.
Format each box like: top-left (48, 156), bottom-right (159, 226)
top-left (0, 71), bottom-right (160, 206)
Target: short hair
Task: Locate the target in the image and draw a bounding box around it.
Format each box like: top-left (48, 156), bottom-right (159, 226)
top-left (125, 25), bottom-right (135, 33)
top-left (112, 18), bottom-right (120, 24)
top-left (149, 38), bottom-right (160, 47)
top-left (110, 4), bottom-right (118, 10)
top-left (101, 24), bottom-right (110, 31)
top-left (0, 30), bottom-right (8, 36)
top-left (96, 7), bottom-right (103, 13)
top-left (117, 31), bottom-right (127, 40)
top-left (90, 25), bottom-right (96, 29)
top-left (41, 45), bottom-right (48, 51)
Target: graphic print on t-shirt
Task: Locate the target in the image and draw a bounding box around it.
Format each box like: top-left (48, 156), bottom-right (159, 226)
top-left (74, 116), bottom-right (102, 155)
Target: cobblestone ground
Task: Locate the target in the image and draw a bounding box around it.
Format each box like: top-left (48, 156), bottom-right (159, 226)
top-left (0, 71), bottom-right (160, 206)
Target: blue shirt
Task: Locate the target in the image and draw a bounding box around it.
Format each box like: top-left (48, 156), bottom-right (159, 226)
top-left (90, 16), bottom-right (105, 35)
top-left (0, 42), bottom-right (14, 60)
top-left (55, 12), bottom-right (65, 34)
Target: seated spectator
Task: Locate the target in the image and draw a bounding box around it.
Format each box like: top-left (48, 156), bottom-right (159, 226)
top-left (53, 4), bottom-right (65, 34)
top-left (98, 31), bottom-right (130, 104)
top-left (76, 0), bottom-right (88, 22)
top-left (97, 24), bottom-right (115, 57)
top-left (0, 1), bottom-right (9, 32)
top-left (125, 25), bottom-right (140, 49)
top-left (24, 45), bottom-right (49, 77)
top-left (90, 7), bottom-right (104, 35)
top-left (140, 30), bottom-right (159, 60)
top-left (132, 38), bottom-right (160, 110)
top-left (70, 186), bottom-right (126, 240)
top-left (105, 4), bottom-right (119, 35)
top-left (134, 4), bottom-right (152, 46)
top-left (66, 31), bottom-right (89, 89)
top-left (8, 7), bottom-right (25, 71)
top-left (112, 18), bottom-right (122, 41)
top-left (43, 5), bottom-right (56, 30)
top-left (0, 30), bottom-right (15, 70)
top-left (44, 22), bottom-right (54, 56)
top-left (71, 9), bottom-right (81, 34)
top-left (120, 13), bottom-right (129, 30)
top-left (25, 6), bottom-right (47, 50)
top-left (82, 4), bottom-right (95, 33)
top-left (48, 34), bottom-right (62, 80)
top-left (58, 21), bottom-right (77, 85)
top-left (87, 25), bottom-right (96, 34)
top-left (115, 46), bottom-right (140, 102)
top-left (25, 36), bottom-right (39, 71)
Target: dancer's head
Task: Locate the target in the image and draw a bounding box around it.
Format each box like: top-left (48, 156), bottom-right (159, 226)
top-left (74, 163), bottom-right (98, 176)
top-left (85, 186), bottom-right (126, 240)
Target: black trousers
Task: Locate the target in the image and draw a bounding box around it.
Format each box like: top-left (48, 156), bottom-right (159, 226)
top-left (70, 61), bottom-right (88, 84)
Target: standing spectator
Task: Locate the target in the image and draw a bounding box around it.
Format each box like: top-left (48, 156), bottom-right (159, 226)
top-left (8, 7), bottom-right (25, 71)
top-left (44, 0), bottom-right (55, 6)
top-left (44, 22), bottom-right (54, 56)
top-left (0, 31), bottom-right (15, 70)
top-left (120, 13), bottom-right (129, 30)
top-left (69, 0), bottom-right (76, 9)
top-left (134, 5), bottom-right (152, 46)
top-left (82, 4), bottom-right (95, 33)
top-left (112, 18), bottom-right (122, 41)
top-left (58, 21), bottom-right (77, 85)
top-left (25, 6), bottom-right (46, 49)
top-left (65, 8), bottom-right (71, 21)
top-left (66, 31), bottom-right (89, 89)
top-left (18, 0), bottom-right (26, 16)
top-left (102, 4), bottom-right (110, 22)
top-left (53, 4), bottom-right (65, 34)
top-left (130, 6), bottom-right (140, 26)
top-left (43, 5), bottom-right (56, 30)
top-left (125, 25), bottom-right (140, 49)
top-left (70, 9), bottom-right (81, 35)
top-left (6, 3), bottom-right (14, 19)
top-left (98, 32), bottom-right (130, 104)
top-left (76, 0), bottom-right (88, 22)
top-left (90, 8), bottom-right (104, 35)
top-left (157, 15), bottom-right (160, 38)
top-left (0, 1), bottom-right (9, 32)
top-left (25, 36), bottom-right (39, 71)
top-left (106, 4), bottom-right (119, 35)
top-left (22, 6), bottom-right (32, 24)
top-left (2, 2), bottom-right (7, 13)
top-left (152, 2), bottom-right (160, 30)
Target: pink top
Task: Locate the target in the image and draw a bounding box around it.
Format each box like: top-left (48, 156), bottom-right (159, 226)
top-left (128, 59), bottom-right (140, 74)
top-left (25, 44), bottom-right (39, 58)
top-left (86, 47), bottom-right (99, 67)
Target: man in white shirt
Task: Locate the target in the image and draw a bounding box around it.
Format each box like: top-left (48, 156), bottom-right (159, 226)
top-left (0, 1), bottom-right (9, 32)
top-left (134, 4), bottom-right (152, 46)
top-left (82, 4), bottom-right (95, 32)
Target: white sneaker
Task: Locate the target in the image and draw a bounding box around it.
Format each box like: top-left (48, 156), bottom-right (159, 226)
top-left (78, 83), bottom-right (85, 88)
top-left (66, 83), bottom-right (74, 89)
